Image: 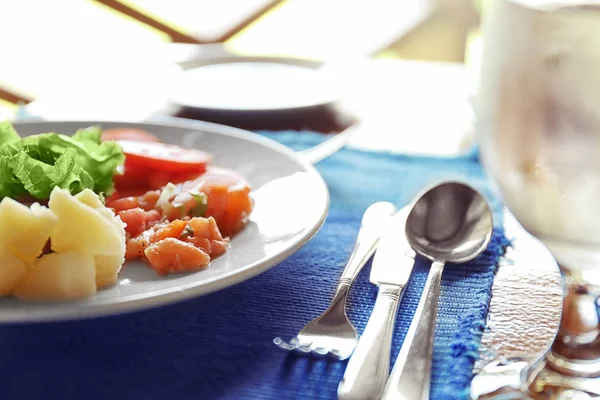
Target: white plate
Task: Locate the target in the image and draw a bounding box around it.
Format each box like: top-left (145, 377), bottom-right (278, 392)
top-left (168, 56), bottom-right (341, 112)
top-left (0, 118), bottom-right (329, 323)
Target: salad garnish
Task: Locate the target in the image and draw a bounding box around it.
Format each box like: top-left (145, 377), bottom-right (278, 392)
top-left (0, 122), bottom-right (125, 200)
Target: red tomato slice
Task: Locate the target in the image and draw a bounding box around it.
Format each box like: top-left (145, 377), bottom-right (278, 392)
top-left (101, 128), bottom-right (160, 142)
top-left (114, 161), bottom-right (205, 194)
top-left (117, 140), bottom-right (212, 173)
top-left (114, 162), bottom-right (152, 190)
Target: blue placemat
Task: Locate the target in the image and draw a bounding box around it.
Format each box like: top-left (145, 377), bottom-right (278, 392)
top-left (0, 131), bottom-right (510, 400)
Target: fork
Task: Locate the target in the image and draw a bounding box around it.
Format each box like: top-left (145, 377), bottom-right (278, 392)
top-left (273, 201), bottom-right (398, 360)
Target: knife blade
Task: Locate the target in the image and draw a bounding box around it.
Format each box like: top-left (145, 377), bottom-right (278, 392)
top-left (338, 205), bottom-right (417, 400)
top-left (370, 206), bottom-right (415, 286)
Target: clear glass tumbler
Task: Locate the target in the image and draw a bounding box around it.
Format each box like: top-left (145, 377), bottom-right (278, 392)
top-left (471, 0), bottom-right (600, 398)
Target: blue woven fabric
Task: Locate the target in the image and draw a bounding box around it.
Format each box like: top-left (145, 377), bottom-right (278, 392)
top-left (0, 131), bottom-right (509, 400)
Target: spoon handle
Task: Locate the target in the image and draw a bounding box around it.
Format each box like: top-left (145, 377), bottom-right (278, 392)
top-left (381, 260), bottom-right (445, 400)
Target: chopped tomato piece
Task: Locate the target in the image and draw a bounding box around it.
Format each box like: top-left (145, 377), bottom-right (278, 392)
top-left (141, 190), bottom-right (161, 210)
top-left (126, 233), bottom-right (152, 260)
top-left (144, 238), bottom-right (210, 275)
top-left (204, 187), bottom-right (228, 228)
top-left (107, 196), bottom-right (141, 212)
top-left (152, 220), bottom-right (188, 242)
top-left (210, 239), bottom-right (229, 258)
top-left (172, 168), bottom-right (253, 236)
top-left (222, 187), bottom-right (254, 236)
top-left (117, 140), bottom-right (212, 173)
top-left (101, 128), bottom-right (160, 142)
top-left (186, 217), bottom-right (229, 257)
top-left (190, 217), bottom-right (223, 241)
top-left (107, 190), bottom-right (161, 212)
top-left (185, 236), bottom-right (212, 255)
top-left (118, 208), bottom-right (147, 237)
top-left (144, 210), bottom-right (161, 228)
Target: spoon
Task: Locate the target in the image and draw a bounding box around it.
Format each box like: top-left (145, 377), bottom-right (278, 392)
top-left (381, 181), bottom-right (493, 400)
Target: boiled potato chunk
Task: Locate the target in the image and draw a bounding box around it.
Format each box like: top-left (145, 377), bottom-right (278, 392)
top-left (93, 203), bottom-right (126, 251)
top-left (0, 189), bottom-right (127, 300)
top-left (75, 188), bottom-right (127, 252)
top-left (49, 188), bottom-right (125, 256)
top-left (0, 197), bottom-right (57, 263)
top-left (0, 247), bottom-right (28, 296)
top-left (94, 254), bottom-right (124, 289)
top-left (96, 207), bottom-right (127, 237)
top-left (74, 188), bottom-right (105, 209)
top-left (14, 251), bottom-right (96, 301)
top-left (75, 189), bottom-right (127, 251)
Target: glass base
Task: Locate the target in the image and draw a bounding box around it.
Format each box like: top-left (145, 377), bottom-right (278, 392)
top-left (471, 353), bottom-right (600, 399)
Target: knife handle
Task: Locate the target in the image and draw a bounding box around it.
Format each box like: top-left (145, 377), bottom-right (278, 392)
top-left (338, 202), bottom-right (397, 290)
top-left (338, 283), bottom-right (403, 400)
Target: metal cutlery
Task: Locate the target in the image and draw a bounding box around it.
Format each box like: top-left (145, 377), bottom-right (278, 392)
top-left (297, 123), bottom-right (360, 165)
top-left (338, 205), bottom-right (416, 400)
top-left (273, 201), bottom-right (398, 360)
top-left (381, 181), bottom-right (493, 400)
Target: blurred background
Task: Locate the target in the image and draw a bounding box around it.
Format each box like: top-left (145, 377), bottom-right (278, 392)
top-left (0, 0), bottom-right (488, 145)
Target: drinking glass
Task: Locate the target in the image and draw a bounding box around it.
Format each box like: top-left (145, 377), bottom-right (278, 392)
top-left (471, 0), bottom-right (600, 398)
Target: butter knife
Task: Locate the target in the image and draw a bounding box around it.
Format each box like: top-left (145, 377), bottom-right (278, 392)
top-left (338, 206), bottom-right (415, 400)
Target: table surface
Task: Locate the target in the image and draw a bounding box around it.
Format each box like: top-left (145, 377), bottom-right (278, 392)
top-left (21, 55), bottom-right (562, 375)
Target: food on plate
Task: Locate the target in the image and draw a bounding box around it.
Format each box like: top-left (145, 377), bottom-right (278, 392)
top-left (108, 168), bottom-right (250, 274)
top-left (0, 247), bottom-right (28, 297)
top-left (0, 121), bottom-right (124, 199)
top-left (0, 188), bottom-right (126, 300)
top-left (0, 122), bottom-right (254, 301)
top-left (100, 127), bottom-right (160, 143)
top-left (117, 140), bottom-right (212, 173)
top-left (124, 216), bottom-right (229, 275)
top-left (14, 251), bottom-right (97, 301)
top-left (50, 187), bottom-right (125, 256)
top-left (0, 196), bottom-right (58, 263)
top-left (111, 134), bottom-right (212, 192)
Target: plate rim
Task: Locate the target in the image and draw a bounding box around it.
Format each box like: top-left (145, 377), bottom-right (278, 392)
top-left (3, 117), bottom-right (330, 324)
top-left (167, 55), bottom-right (340, 112)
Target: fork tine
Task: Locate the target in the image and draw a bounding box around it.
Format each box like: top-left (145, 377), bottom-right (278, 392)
top-left (310, 346), bottom-right (329, 356)
top-left (274, 336), bottom-right (352, 360)
top-left (296, 345), bottom-right (313, 354)
top-left (273, 337), bottom-right (317, 354)
top-left (273, 337), bottom-right (295, 350)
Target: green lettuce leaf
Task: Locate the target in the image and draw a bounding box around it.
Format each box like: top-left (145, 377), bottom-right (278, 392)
top-left (11, 148), bottom-right (95, 199)
top-left (0, 155), bottom-right (26, 198)
top-left (20, 128), bottom-right (125, 194)
top-left (0, 121), bottom-right (20, 145)
top-left (0, 121), bottom-right (125, 199)
top-left (72, 125), bottom-right (102, 143)
top-left (0, 140), bottom-right (25, 197)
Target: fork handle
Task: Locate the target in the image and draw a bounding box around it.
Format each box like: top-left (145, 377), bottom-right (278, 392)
top-left (337, 284), bottom-right (403, 400)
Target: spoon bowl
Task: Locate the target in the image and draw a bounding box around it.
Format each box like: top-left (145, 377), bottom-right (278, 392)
top-left (406, 181), bottom-right (493, 263)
